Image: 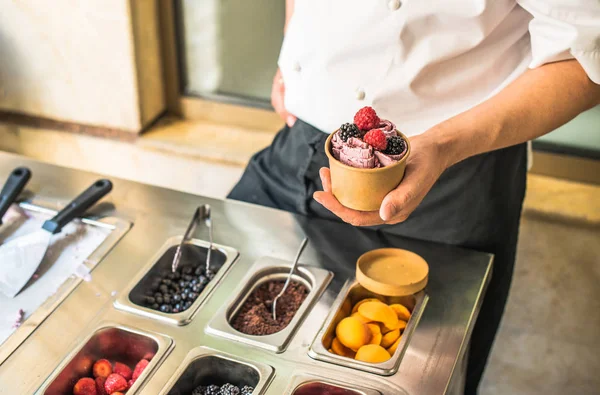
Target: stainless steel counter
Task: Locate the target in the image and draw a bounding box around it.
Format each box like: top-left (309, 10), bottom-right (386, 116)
top-left (0, 152), bottom-right (492, 395)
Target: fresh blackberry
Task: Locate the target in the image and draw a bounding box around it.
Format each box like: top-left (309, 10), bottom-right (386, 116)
top-left (192, 386), bottom-right (207, 395)
top-left (384, 136), bottom-right (406, 155)
top-left (339, 123), bottom-right (361, 142)
top-left (241, 386), bottom-right (254, 395)
top-left (205, 385), bottom-right (221, 395)
top-left (219, 383), bottom-right (240, 395)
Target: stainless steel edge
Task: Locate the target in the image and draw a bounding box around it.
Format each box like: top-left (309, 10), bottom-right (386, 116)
top-left (35, 322), bottom-right (174, 394)
top-left (0, 201), bottom-right (132, 366)
top-left (114, 237), bottom-right (239, 326)
top-left (0, 152), bottom-right (493, 395)
top-left (206, 256), bottom-right (333, 353)
top-left (158, 346), bottom-right (275, 394)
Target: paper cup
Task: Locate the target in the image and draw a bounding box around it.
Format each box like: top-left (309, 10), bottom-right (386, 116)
top-left (324, 131), bottom-right (410, 211)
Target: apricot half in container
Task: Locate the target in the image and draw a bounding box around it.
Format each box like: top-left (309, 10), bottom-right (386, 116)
top-left (387, 335), bottom-right (402, 355)
top-left (367, 323), bottom-right (382, 345)
top-left (350, 312), bottom-right (371, 324)
top-left (390, 304), bottom-right (411, 321)
top-left (332, 337), bottom-right (356, 358)
top-left (381, 329), bottom-right (400, 348)
top-left (358, 302), bottom-right (399, 330)
top-left (351, 298), bottom-right (383, 314)
top-left (336, 317), bottom-right (371, 351)
top-left (355, 344), bottom-right (391, 363)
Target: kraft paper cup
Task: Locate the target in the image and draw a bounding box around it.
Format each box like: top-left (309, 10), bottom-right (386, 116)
top-left (324, 131), bottom-right (411, 211)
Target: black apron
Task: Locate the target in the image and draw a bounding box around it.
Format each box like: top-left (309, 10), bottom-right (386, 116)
top-left (228, 120), bottom-right (527, 395)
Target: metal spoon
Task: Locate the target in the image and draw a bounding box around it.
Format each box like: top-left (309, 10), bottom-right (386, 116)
top-left (203, 204), bottom-right (213, 273)
top-left (272, 237), bottom-right (309, 321)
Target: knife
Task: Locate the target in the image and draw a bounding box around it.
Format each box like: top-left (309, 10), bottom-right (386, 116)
top-left (0, 179), bottom-right (113, 298)
top-left (0, 167), bottom-right (32, 226)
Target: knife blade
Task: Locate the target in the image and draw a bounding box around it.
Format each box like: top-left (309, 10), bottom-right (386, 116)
top-left (0, 179), bottom-right (112, 298)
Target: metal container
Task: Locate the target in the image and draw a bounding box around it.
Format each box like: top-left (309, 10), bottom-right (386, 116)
top-left (114, 236), bottom-right (239, 325)
top-left (36, 323), bottom-right (173, 394)
top-left (207, 256), bottom-right (333, 353)
top-left (308, 280), bottom-right (428, 376)
top-left (286, 374), bottom-right (381, 395)
top-left (160, 347), bottom-right (274, 394)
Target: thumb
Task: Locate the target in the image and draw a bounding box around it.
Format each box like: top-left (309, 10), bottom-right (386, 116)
top-left (379, 183), bottom-right (413, 222)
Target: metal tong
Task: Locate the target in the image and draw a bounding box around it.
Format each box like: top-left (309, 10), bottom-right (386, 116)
top-left (272, 237), bottom-right (309, 321)
top-left (172, 204), bottom-right (213, 273)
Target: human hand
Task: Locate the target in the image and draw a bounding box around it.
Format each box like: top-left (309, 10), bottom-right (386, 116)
top-left (271, 68), bottom-right (297, 127)
top-left (313, 133), bottom-right (448, 226)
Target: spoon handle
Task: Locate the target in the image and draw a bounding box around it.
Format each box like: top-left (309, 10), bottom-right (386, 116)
top-left (280, 237), bottom-right (309, 295)
top-left (203, 204), bottom-right (213, 272)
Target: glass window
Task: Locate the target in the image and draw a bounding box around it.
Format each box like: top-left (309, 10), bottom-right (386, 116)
top-left (177, 0), bottom-right (284, 107)
top-left (534, 106), bottom-right (600, 160)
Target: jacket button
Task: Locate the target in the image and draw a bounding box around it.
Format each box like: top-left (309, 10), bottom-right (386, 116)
top-left (388, 0), bottom-right (401, 10)
top-left (356, 89), bottom-right (366, 100)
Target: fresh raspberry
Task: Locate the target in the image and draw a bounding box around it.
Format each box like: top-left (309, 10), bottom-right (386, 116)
top-left (354, 106), bottom-right (380, 131)
top-left (73, 377), bottom-right (97, 395)
top-left (95, 377), bottom-right (108, 395)
top-left (363, 129), bottom-right (388, 151)
top-left (113, 362), bottom-right (132, 381)
top-left (92, 359), bottom-right (113, 378)
top-left (132, 359), bottom-right (149, 381)
top-left (104, 373), bottom-right (128, 394)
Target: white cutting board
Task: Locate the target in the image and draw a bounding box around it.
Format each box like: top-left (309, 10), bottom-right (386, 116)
top-left (0, 205), bottom-right (111, 345)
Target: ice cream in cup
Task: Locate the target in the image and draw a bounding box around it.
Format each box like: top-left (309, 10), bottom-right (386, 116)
top-left (324, 107), bottom-right (411, 211)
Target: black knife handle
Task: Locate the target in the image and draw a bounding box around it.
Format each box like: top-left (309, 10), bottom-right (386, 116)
top-left (0, 167), bottom-right (32, 225)
top-left (42, 179), bottom-right (113, 234)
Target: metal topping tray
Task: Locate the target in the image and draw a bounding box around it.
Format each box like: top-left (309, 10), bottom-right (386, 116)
top-left (0, 201), bottom-right (131, 366)
top-left (285, 374), bottom-right (382, 395)
top-left (36, 323), bottom-right (174, 394)
top-left (159, 347), bottom-right (274, 395)
top-left (207, 256), bottom-right (333, 353)
top-left (308, 280), bottom-right (428, 376)
top-left (114, 236), bottom-right (239, 326)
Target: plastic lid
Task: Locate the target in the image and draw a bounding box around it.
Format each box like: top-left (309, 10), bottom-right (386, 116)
top-left (356, 248), bottom-right (428, 296)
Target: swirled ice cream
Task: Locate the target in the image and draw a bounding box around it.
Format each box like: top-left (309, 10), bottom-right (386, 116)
top-left (330, 108), bottom-right (408, 169)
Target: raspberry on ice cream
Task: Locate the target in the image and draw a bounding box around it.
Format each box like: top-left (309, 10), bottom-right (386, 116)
top-left (354, 106), bottom-right (380, 131)
top-left (363, 129), bottom-right (387, 151)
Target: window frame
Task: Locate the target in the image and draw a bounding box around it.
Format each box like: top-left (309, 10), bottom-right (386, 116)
top-left (158, 0), bottom-right (282, 132)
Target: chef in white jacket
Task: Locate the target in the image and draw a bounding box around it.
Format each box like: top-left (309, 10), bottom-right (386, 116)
top-left (228, 2), bottom-right (600, 393)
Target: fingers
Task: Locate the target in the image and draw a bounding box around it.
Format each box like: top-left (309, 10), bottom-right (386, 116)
top-left (320, 167), bottom-right (332, 192)
top-left (271, 70), bottom-right (297, 127)
top-left (314, 167), bottom-right (384, 226)
top-left (313, 191), bottom-right (384, 226)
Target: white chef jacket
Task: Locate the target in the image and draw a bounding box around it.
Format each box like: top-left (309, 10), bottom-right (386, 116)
top-left (278, 0), bottom-right (600, 137)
